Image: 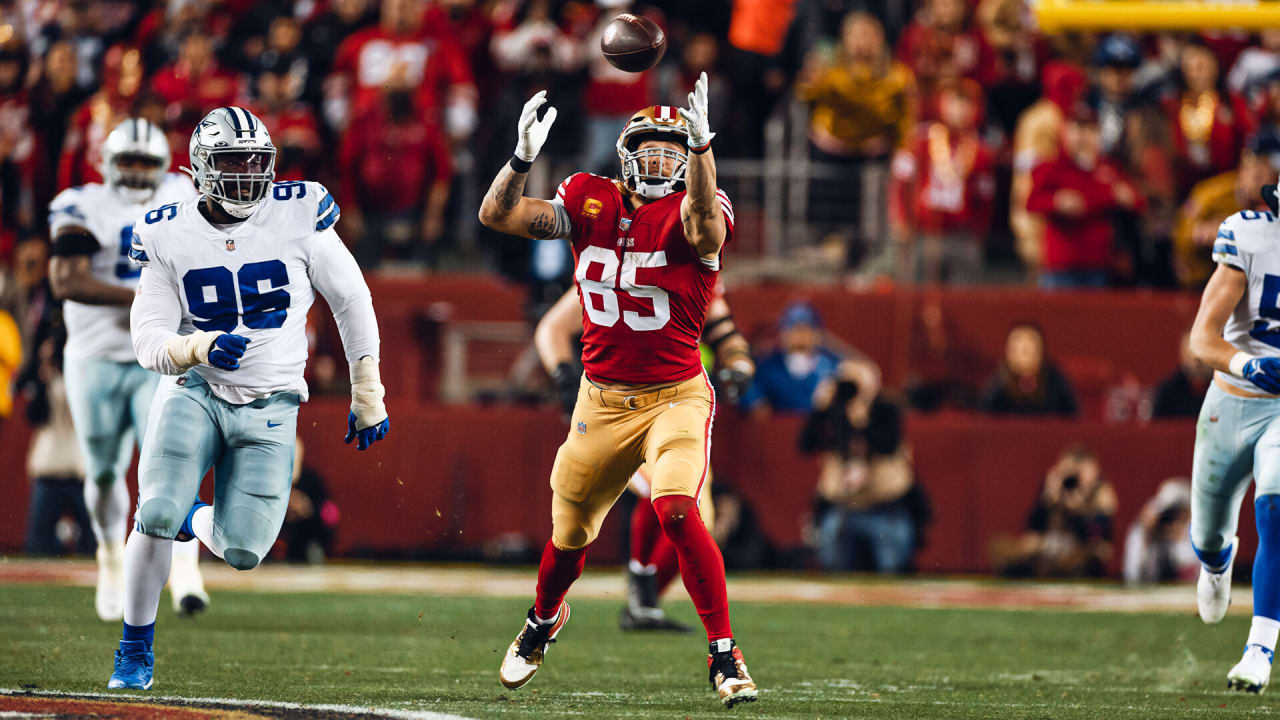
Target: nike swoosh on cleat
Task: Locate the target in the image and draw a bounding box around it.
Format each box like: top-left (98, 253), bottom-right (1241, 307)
top-left (267, 421), bottom-right (282, 428)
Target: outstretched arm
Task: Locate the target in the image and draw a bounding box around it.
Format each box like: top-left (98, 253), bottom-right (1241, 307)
top-left (679, 73), bottom-right (726, 259)
top-left (478, 91), bottom-right (572, 240)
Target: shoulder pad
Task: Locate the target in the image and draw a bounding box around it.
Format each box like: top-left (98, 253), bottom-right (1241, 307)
top-left (128, 227), bottom-right (150, 267)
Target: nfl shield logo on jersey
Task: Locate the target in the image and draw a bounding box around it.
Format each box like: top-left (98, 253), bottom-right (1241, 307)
top-left (226, 237), bottom-right (236, 252)
top-left (619, 218), bottom-right (632, 233)
top-left (577, 421), bottom-right (587, 435)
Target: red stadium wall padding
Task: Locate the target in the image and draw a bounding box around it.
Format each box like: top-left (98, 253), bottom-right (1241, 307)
top-left (1, 398), bottom-right (1231, 575)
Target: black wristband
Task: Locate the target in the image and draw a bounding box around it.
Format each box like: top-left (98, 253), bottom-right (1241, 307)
top-left (690, 142), bottom-right (712, 155)
top-left (510, 155), bottom-right (533, 173)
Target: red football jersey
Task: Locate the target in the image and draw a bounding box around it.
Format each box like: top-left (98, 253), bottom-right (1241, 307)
top-left (556, 173), bottom-right (735, 385)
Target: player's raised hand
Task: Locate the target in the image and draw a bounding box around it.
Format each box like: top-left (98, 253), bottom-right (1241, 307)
top-left (1243, 357), bottom-right (1280, 395)
top-left (208, 333), bottom-right (249, 371)
top-left (678, 71), bottom-right (715, 150)
top-left (515, 91), bottom-right (557, 163)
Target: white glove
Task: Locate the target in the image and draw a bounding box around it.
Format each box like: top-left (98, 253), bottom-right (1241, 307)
top-left (678, 72), bottom-right (715, 150)
top-left (515, 90), bottom-right (558, 163)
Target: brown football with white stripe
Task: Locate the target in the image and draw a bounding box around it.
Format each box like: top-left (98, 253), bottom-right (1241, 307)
top-left (601, 14), bottom-right (666, 73)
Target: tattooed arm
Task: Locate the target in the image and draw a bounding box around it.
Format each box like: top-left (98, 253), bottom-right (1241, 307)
top-left (477, 162), bottom-right (571, 240)
top-left (680, 146), bottom-right (726, 258)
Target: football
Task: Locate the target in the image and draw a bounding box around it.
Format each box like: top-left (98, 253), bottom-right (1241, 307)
top-left (601, 13), bottom-right (666, 73)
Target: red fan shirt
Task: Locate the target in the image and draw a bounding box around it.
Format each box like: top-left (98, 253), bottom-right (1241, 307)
top-left (555, 173), bottom-right (734, 385)
top-left (331, 26), bottom-right (472, 120)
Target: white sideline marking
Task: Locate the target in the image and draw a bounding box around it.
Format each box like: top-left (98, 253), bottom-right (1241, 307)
top-left (0, 688), bottom-right (475, 720)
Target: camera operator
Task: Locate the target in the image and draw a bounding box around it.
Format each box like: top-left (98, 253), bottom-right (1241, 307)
top-left (993, 444), bottom-right (1117, 578)
top-left (800, 359), bottom-right (929, 573)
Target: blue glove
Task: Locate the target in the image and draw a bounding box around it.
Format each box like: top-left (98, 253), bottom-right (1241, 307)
top-left (1243, 357), bottom-right (1280, 394)
top-left (345, 411), bottom-right (390, 451)
top-left (208, 333), bottom-right (250, 371)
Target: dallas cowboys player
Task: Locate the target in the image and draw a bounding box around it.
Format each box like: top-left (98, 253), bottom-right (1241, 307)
top-left (107, 106), bottom-right (390, 690)
top-left (48, 117), bottom-right (208, 622)
top-left (1189, 183), bottom-right (1280, 693)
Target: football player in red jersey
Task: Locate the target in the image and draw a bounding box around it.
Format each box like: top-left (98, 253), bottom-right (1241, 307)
top-left (479, 74), bottom-right (758, 708)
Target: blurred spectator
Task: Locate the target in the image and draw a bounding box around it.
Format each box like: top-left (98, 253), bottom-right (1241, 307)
top-left (28, 41), bottom-right (89, 213)
top-left (20, 324), bottom-right (91, 556)
top-left (710, 483), bottom-right (775, 570)
top-left (579, 0), bottom-right (658, 175)
top-left (903, 293), bottom-right (983, 411)
top-left (327, 0), bottom-right (476, 140)
top-left (1116, 106), bottom-right (1179, 288)
top-left (0, 42), bottom-right (34, 259)
top-left (889, 77), bottom-right (995, 283)
top-left (1151, 330), bottom-right (1213, 419)
top-left (975, 0), bottom-right (1046, 138)
top-left (1174, 130), bottom-right (1280, 288)
top-left (246, 56), bottom-right (322, 182)
top-left (279, 439), bottom-right (338, 563)
top-left (489, 0), bottom-right (581, 77)
top-left (302, 0), bottom-right (377, 105)
top-left (993, 445), bottom-right (1116, 578)
top-left (795, 11), bottom-right (915, 273)
top-left (895, 0), bottom-right (997, 120)
top-left (1025, 103), bottom-right (1144, 289)
top-left (58, 44), bottom-right (144, 190)
top-left (340, 78), bottom-right (453, 268)
top-left (1166, 40), bottom-right (1255, 196)
top-left (741, 302), bottom-right (844, 415)
top-left (656, 32), bottom-right (728, 123)
top-left (1122, 478), bottom-right (1196, 584)
top-left (1009, 61), bottom-right (1087, 273)
top-left (725, 0), bottom-right (798, 157)
top-left (978, 322), bottom-right (1077, 417)
top-left (425, 0), bottom-right (500, 107)
top-left (801, 361), bottom-right (927, 573)
top-left (151, 32), bottom-right (239, 122)
top-left (1088, 34), bottom-right (1145, 159)
top-left (1228, 29), bottom-right (1280, 105)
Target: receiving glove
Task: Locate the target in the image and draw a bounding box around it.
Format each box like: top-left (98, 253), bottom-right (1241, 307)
top-left (515, 90), bottom-right (558, 163)
top-left (1242, 356), bottom-right (1280, 395)
top-left (677, 72), bottom-right (715, 151)
top-left (715, 365), bottom-right (754, 405)
top-left (551, 361), bottom-right (580, 418)
top-left (345, 355), bottom-right (390, 451)
top-left (208, 334), bottom-right (249, 371)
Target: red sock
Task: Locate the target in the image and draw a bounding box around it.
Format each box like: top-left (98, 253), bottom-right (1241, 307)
top-left (652, 494), bottom-right (731, 641)
top-left (534, 539), bottom-right (586, 620)
top-left (651, 536), bottom-right (681, 596)
top-left (630, 495), bottom-right (664, 566)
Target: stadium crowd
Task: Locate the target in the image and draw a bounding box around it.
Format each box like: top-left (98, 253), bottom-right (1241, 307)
top-left (0, 0), bottom-right (1272, 577)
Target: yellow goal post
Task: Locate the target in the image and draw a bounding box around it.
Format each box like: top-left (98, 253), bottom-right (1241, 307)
top-left (1035, 0), bottom-right (1280, 33)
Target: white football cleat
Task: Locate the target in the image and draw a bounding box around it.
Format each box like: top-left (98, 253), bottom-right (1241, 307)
top-left (500, 603), bottom-right (569, 689)
top-left (95, 541), bottom-right (124, 622)
top-left (168, 541), bottom-right (209, 617)
top-left (1228, 644), bottom-right (1273, 694)
top-left (1198, 536), bottom-right (1237, 624)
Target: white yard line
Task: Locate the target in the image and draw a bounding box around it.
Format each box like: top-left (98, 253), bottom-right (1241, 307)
top-left (0, 688), bottom-right (476, 720)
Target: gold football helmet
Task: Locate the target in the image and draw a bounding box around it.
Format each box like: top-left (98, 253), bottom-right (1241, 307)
top-left (616, 105), bottom-right (689, 199)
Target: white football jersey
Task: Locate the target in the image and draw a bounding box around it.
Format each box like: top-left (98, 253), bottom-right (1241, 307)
top-left (48, 174), bottom-right (197, 362)
top-left (1213, 208), bottom-right (1280, 393)
top-left (129, 181), bottom-right (357, 404)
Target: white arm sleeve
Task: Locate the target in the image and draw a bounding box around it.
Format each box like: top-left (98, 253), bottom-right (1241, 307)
top-left (130, 264), bottom-right (186, 375)
top-left (308, 228), bottom-right (380, 363)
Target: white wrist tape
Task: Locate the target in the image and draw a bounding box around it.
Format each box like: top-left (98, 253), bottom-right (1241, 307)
top-left (164, 331), bottom-right (222, 373)
top-left (350, 356), bottom-right (388, 429)
top-left (1230, 351), bottom-right (1259, 378)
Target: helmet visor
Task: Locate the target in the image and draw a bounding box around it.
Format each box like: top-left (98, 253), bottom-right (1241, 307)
top-left (112, 152), bottom-right (165, 191)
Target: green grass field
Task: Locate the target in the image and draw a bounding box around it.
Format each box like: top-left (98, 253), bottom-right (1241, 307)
top-left (2, 580), bottom-right (1279, 719)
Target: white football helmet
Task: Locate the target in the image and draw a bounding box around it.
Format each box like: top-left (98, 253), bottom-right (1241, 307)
top-left (183, 106), bottom-right (276, 218)
top-left (616, 105), bottom-right (689, 200)
top-left (102, 117), bottom-right (170, 203)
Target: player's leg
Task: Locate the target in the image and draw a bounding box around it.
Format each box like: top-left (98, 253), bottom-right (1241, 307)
top-left (619, 468), bottom-right (689, 632)
top-left (501, 379), bottom-right (641, 689)
top-left (1191, 385), bottom-right (1263, 625)
top-left (204, 392), bottom-right (301, 572)
top-left (110, 377), bottom-right (221, 690)
top-left (126, 366), bottom-right (208, 616)
top-left (1229, 404), bottom-right (1280, 693)
top-left (64, 355), bottom-right (138, 622)
top-left (645, 374), bottom-right (757, 708)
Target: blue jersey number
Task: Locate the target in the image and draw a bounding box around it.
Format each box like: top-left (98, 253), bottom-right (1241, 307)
top-left (115, 224), bottom-right (140, 279)
top-left (273, 181), bottom-right (306, 200)
top-left (1251, 274), bottom-right (1280, 349)
top-left (182, 261), bottom-right (290, 332)
top-left (144, 203), bottom-right (179, 224)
